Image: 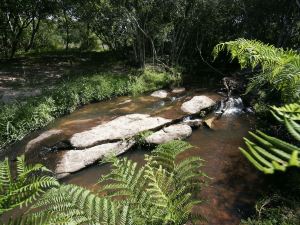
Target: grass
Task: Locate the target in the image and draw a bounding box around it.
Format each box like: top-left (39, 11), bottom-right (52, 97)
top-left (0, 66), bottom-right (181, 150)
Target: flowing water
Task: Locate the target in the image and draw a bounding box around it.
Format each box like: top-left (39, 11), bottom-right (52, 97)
top-left (3, 88), bottom-right (265, 224)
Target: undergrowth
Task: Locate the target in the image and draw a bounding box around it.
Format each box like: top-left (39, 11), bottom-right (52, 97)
top-left (0, 67), bottom-right (180, 150)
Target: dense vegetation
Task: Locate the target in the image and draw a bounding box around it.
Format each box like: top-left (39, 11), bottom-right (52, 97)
top-left (0, 67), bottom-right (179, 149)
top-left (0, 141), bottom-right (205, 225)
top-left (1, 0), bottom-right (299, 68)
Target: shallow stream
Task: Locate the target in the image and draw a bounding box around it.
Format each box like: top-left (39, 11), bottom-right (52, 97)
top-left (4, 88), bottom-right (265, 224)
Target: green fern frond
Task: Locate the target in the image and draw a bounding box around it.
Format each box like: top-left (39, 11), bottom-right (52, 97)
top-left (34, 184), bottom-right (131, 225)
top-left (213, 38), bottom-right (300, 102)
top-left (0, 156), bottom-right (59, 215)
top-left (240, 103), bottom-right (300, 174)
top-left (6, 212), bottom-right (71, 225)
top-left (30, 141), bottom-right (205, 225)
top-left (150, 140), bottom-right (193, 172)
top-left (99, 157), bottom-right (147, 203)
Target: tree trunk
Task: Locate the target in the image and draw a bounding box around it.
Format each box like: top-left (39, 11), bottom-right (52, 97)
top-left (25, 17), bottom-right (41, 52)
top-left (63, 9), bottom-right (70, 51)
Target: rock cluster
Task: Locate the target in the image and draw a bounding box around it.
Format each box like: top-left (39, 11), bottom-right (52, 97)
top-left (45, 93), bottom-right (219, 178)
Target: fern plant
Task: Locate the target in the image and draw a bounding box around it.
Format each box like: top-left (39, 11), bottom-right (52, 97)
top-left (34, 140), bottom-right (205, 225)
top-left (0, 155), bottom-right (59, 215)
top-left (240, 103), bottom-right (300, 174)
top-left (213, 38), bottom-right (300, 102)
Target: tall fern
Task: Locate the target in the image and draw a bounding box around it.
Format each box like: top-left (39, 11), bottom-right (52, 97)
top-left (33, 140), bottom-right (205, 225)
top-left (32, 184), bottom-right (130, 224)
top-left (240, 103), bottom-right (300, 174)
top-left (213, 38), bottom-right (300, 102)
top-left (0, 155), bottom-right (59, 215)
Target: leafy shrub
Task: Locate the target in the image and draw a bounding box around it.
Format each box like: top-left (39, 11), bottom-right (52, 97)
top-left (130, 67), bottom-right (181, 96)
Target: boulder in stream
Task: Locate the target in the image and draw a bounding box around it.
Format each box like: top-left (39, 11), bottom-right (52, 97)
top-left (146, 124), bottom-right (192, 144)
top-left (25, 129), bottom-right (63, 153)
top-left (70, 114), bottom-right (171, 148)
top-left (56, 140), bottom-right (135, 178)
top-left (151, 90), bottom-right (168, 98)
top-left (181, 95), bottom-right (216, 114)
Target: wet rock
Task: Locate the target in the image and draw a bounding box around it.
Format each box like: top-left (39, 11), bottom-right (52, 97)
top-left (145, 124), bottom-right (192, 144)
top-left (222, 77), bottom-right (246, 96)
top-left (117, 99), bottom-right (132, 105)
top-left (151, 90), bottom-right (168, 98)
top-left (203, 116), bottom-right (217, 129)
top-left (70, 114), bottom-right (171, 148)
top-left (181, 96), bottom-right (216, 114)
top-left (181, 118), bottom-right (203, 128)
top-left (217, 97), bottom-right (245, 116)
top-left (172, 87), bottom-right (186, 94)
top-left (56, 140), bottom-right (135, 178)
top-left (25, 129), bottom-right (62, 153)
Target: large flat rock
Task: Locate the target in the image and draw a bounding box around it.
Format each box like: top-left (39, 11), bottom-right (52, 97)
top-left (70, 114), bottom-right (171, 148)
top-left (181, 95), bottom-right (216, 114)
top-left (146, 124), bottom-right (192, 144)
top-left (56, 140), bottom-right (135, 177)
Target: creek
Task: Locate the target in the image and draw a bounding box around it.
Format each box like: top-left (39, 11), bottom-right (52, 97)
top-left (3, 88), bottom-right (265, 224)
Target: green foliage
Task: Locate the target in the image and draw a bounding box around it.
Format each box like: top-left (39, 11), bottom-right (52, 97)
top-left (0, 68), bottom-right (178, 150)
top-left (130, 67), bottom-right (181, 96)
top-left (33, 140), bottom-right (205, 225)
top-left (0, 156), bottom-right (59, 215)
top-left (213, 39), bottom-right (300, 103)
top-left (240, 103), bottom-right (300, 174)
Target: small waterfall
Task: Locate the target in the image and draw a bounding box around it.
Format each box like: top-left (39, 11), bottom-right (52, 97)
top-left (216, 97), bottom-right (245, 116)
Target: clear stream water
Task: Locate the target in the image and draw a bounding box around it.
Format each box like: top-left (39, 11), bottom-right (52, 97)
top-left (4, 88), bottom-right (265, 224)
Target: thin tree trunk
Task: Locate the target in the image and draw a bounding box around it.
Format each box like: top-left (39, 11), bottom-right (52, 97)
top-left (25, 17), bottom-right (41, 52)
top-left (63, 9), bottom-right (70, 51)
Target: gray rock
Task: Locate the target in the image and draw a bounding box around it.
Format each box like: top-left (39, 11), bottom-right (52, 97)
top-left (172, 87), bottom-right (186, 94)
top-left (146, 124), bottom-right (192, 144)
top-left (181, 96), bottom-right (216, 114)
top-left (70, 114), bottom-right (171, 148)
top-left (181, 118), bottom-right (203, 128)
top-left (151, 90), bottom-right (168, 98)
top-left (55, 140), bottom-right (135, 177)
top-left (25, 129), bottom-right (62, 153)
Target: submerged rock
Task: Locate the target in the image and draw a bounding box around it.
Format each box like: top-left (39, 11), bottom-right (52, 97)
top-left (181, 118), bottom-right (203, 128)
top-left (151, 90), bottom-right (168, 98)
top-left (171, 87), bottom-right (186, 94)
top-left (203, 116), bottom-right (217, 129)
top-left (181, 96), bottom-right (216, 114)
top-left (25, 129), bottom-right (63, 153)
top-left (56, 140), bottom-right (135, 178)
top-left (70, 114), bottom-right (171, 148)
top-left (146, 124), bottom-right (192, 144)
